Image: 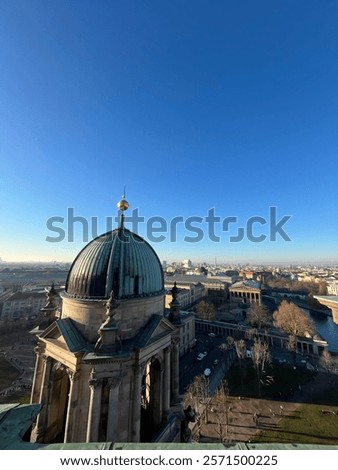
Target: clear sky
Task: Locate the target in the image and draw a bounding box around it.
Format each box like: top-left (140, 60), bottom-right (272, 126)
top-left (0, 0), bottom-right (337, 264)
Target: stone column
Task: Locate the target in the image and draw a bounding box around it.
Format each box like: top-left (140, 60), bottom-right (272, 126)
top-left (163, 347), bottom-right (171, 417)
top-left (64, 369), bottom-right (80, 443)
top-left (30, 344), bottom-right (44, 404)
top-left (171, 338), bottom-right (180, 403)
top-left (131, 362), bottom-right (144, 442)
top-left (86, 374), bottom-right (102, 443)
top-left (33, 356), bottom-right (53, 442)
top-left (106, 376), bottom-right (122, 442)
top-left (152, 364), bottom-right (163, 429)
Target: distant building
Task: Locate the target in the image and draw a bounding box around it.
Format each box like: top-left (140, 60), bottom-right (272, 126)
top-left (229, 280), bottom-right (262, 306)
top-left (182, 259), bottom-right (192, 268)
top-left (327, 280), bottom-right (338, 296)
top-left (207, 273), bottom-right (237, 284)
top-left (165, 283), bottom-right (205, 310)
top-left (165, 273), bottom-right (228, 306)
top-left (239, 270), bottom-right (254, 279)
top-left (0, 291), bottom-right (58, 321)
top-left (0, 289), bottom-right (13, 316)
top-left (268, 290), bottom-right (307, 301)
top-left (239, 270), bottom-right (271, 283)
top-left (177, 311), bottom-right (195, 356)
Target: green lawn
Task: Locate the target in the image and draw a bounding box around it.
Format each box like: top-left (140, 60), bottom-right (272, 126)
top-left (256, 399), bottom-right (338, 445)
top-left (0, 356), bottom-right (20, 389)
top-left (226, 361), bottom-right (338, 445)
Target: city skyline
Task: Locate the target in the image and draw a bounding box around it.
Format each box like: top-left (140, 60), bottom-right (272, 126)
top-left (1, 1), bottom-right (337, 263)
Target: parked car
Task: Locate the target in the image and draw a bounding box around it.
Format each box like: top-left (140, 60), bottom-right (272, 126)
top-left (197, 352), bottom-right (207, 361)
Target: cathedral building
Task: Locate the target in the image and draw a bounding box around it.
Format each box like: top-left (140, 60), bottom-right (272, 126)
top-left (30, 198), bottom-right (194, 444)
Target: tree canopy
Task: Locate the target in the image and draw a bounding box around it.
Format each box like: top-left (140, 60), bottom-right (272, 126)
top-left (247, 303), bottom-right (271, 329)
top-left (195, 300), bottom-right (216, 321)
top-left (273, 300), bottom-right (314, 337)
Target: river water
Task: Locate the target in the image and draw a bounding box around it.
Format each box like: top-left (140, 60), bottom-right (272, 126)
top-left (307, 310), bottom-right (338, 353)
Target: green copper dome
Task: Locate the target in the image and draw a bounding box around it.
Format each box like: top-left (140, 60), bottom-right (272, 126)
top-left (65, 228), bottom-right (164, 300)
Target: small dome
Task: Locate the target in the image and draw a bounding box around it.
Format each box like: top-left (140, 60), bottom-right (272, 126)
top-left (66, 228), bottom-right (164, 299)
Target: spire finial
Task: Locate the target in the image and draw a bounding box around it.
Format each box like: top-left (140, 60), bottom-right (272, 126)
top-left (117, 189), bottom-right (129, 229)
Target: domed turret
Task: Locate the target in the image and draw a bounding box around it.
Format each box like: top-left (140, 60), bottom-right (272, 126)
top-left (65, 228), bottom-right (164, 299)
top-left (62, 197), bottom-right (165, 342)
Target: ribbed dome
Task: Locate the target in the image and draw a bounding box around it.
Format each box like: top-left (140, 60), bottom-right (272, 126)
top-left (65, 228), bottom-right (164, 299)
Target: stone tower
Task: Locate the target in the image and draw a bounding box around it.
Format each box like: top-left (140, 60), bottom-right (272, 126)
top-left (30, 198), bottom-right (181, 444)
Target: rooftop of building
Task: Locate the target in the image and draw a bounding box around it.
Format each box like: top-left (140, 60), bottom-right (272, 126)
top-left (4, 291), bottom-right (47, 301)
top-left (165, 274), bottom-right (229, 286)
top-left (230, 280), bottom-right (261, 290)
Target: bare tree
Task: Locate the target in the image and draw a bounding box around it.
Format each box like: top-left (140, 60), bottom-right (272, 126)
top-left (219, 342), bottom-right (229, 371)
top-left (234, 339), bottom-right (247, 385)
top-left (234, 339), bottom-right (247, 367)
top-left (214, 379), bottom-right (231, 443)
top-left (183, 374), bottom-right (209, 409)
top-left (266, 278), bottom-right (327, 296)
top-left (319, 350), bottom-right (337, 374)
top-left (183, 374), bottom-right (210, 440)
top-left (273, 300), bottom-right (314, 337)
top-left (226, 335), bottom-right (235, 348)
top-left (247, 303), bottom-right (270, 329)
top-left (196, 300), bottom-right (216, 321)
top-left (251, 338), bottom-right (271, 397)
top-left (286, 334), bottom-right (297, 366)
top-left (219, 343), bottom-right (228, 355)
top-left (245, 327), bottom-right (259, 341)
top-left (219, 336), bottom-right (237, 372)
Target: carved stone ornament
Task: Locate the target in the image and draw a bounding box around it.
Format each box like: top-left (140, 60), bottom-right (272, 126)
top-left (104, 291), bottom-right (120, 321)
top-left (66, 368), bottom-right (80, 382)
top-left (52, 361), bottom-right (64, 372)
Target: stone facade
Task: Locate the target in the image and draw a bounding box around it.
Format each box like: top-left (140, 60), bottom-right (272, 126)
top-left (30, 294), bottom-right (182, 444)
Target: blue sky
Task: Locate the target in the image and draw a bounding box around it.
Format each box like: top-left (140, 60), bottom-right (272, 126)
top-left (0, 0), bottom-right (337, 264)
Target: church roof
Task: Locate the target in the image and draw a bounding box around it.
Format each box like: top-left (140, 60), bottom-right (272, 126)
top-left (39, 318), bottom-right (88, 353)
top-left (133, 314), bottom-right (176, 349)
top-left (82, 314), bottom-right (176, 361)
top-left (65, 227), bottom-right (164, 300)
